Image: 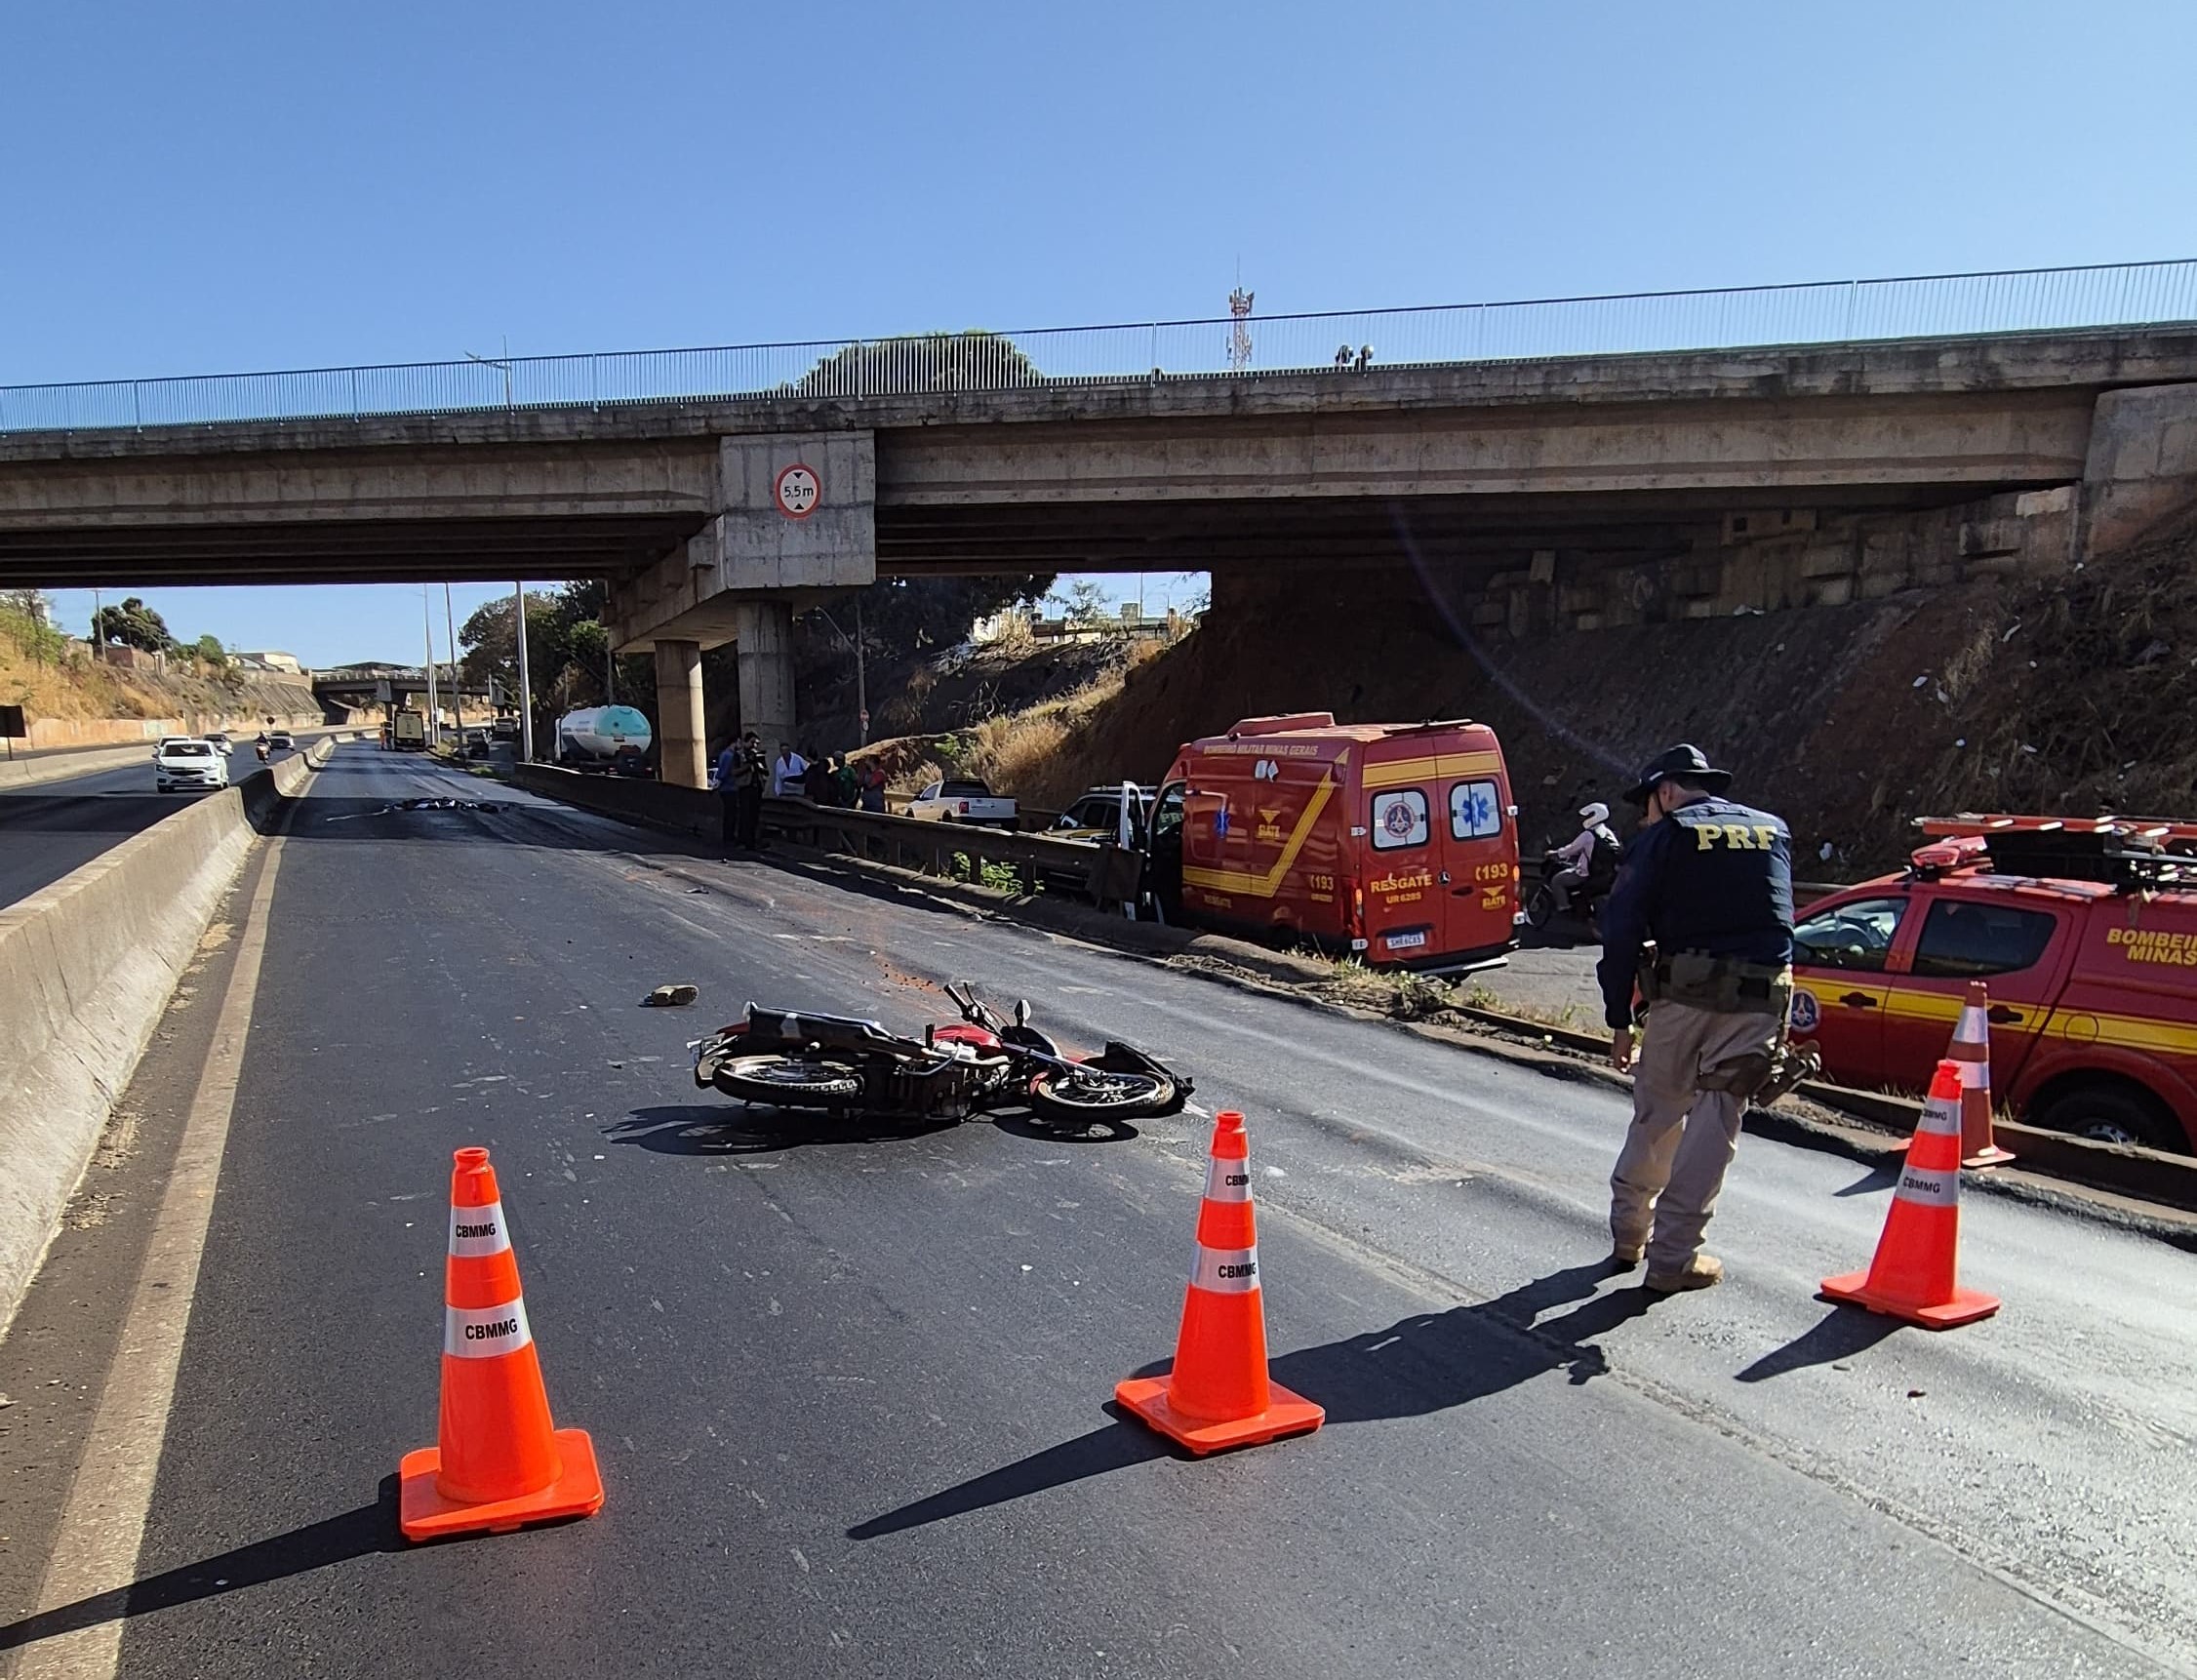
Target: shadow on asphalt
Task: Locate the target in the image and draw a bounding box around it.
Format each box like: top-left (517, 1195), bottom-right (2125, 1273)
top-left (847, 1409), bottom-right (1172, 1539)
top-left (610, 1103), bottom-right (1141, 1156)
top-left (988, 1110), bottom-right (1140, 1144)
top-left (1734, 1304), bottom-right (1903, 1382)
top-left (0, 1476), bottom-right (404, 1654)
top-left (0, 793), bottom-right (218, 833)
top-left (1831, 1159), bottom-right (1904, 1198)
top-left (608, 1103), bottom-right (964, 1156)
top-left (847, 1262), bottom-right (1658, 1540)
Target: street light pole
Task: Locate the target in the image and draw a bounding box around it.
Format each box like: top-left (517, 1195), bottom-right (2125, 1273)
top-left (444, 582), bottom-right (460, 728)
top-left (422, 587), bottom-right (440, 749)
top-left (854, 597), bottom-right (869, 743)
top-left (513, 581), bottom-right (534, 762)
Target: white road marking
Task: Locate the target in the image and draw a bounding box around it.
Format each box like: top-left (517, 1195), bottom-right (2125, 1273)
top-left (19, 836), bottom-right (286, 1679)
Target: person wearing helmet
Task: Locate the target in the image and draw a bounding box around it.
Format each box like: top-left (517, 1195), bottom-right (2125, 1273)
top-left (1548, 800), bottom-right (1619, 913)
top-left (1596, 744), bottom-right (1796, 1295)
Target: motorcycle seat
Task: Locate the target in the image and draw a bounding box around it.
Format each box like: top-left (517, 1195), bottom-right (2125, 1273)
top-left (744, 1005), bottom-right (910, 1049)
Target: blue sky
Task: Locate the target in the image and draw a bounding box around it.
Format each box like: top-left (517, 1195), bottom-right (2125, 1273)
top-left (9, 0), bottom-right (2194, 664)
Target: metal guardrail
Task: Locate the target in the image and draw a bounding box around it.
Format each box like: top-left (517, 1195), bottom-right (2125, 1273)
top-left (765, 798), bottom-right (1143, 908)
top-left (5, 260), bottom-right (2196, 436)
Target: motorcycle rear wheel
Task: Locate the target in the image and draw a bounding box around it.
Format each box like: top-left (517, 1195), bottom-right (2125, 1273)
top-left (712, 1054), bottom-right (864, 1105)
top-left (1027, 1065), bottom-right (1175, 1124)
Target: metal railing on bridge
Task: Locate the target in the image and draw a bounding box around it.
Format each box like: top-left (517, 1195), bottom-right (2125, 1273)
top-left (6, 259), bottom-right (2196, 436)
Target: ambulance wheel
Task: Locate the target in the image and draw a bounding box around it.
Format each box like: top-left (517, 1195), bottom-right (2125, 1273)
top-left (2034, 1081), bottom-right (2185, 1154)
top-left (1028, 1065), bottom-right (1175, 1124)
top-left (711, 1054), bottom-right (863, 1105)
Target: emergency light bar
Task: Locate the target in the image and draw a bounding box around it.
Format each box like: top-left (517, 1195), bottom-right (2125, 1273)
top-left (1916, 813), bottom-right (2197, 844)
top-left (1911, 814), bottom-right (2197, 892)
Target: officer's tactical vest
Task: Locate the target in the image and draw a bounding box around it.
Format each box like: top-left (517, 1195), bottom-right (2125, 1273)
top-left (1632, 798), bottom-right (1795, 1018)
top-left (1661, 798), bottom-right (1793, 940)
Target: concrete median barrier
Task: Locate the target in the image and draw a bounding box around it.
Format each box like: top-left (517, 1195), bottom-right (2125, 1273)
top-left (0, 741), bottom-right (331, 1333)
top-left (508, 762), bottom-right (720, 841)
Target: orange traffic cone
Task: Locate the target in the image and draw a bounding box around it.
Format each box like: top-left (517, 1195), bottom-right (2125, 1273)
top-left (1948, 980), bottom-right (2016, 1168)
top-left (399, 1146), bottom-right (605, 1540)
top-left (1820, 1062), bottom-right (2001, 1330)
top-left (1114, 1111), bottom-right (1324, 1455)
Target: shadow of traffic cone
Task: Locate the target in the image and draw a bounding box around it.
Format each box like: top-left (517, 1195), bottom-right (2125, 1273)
top-left (1948, 980), bottom-right (2016, 1168)
top-left (1820, 1062), bottom-right (2001, 1330)
top-left (399, 1146), bottom-right (604, 1540)
top-left (1114, 1110), bottom-right (1324, 1455)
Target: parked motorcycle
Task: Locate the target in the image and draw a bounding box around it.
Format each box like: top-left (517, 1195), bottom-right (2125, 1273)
top-left (691, 981), bottom-right (1190, 1127)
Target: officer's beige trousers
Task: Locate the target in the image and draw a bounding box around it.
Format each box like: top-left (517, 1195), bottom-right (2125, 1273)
top-left (1610, 1000), bottom-right (1785, 1273)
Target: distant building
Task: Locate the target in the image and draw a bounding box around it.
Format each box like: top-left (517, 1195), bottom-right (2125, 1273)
top-left (236, 649), bottom-right (303, 673)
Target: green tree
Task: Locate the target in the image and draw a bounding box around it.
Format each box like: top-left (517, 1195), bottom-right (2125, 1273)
top-left (91, 596), bottom-right (174, 653)
top-left (191, 633), bottom-right (228, 668)
top-left (459, 583), bottom-right (648, 743)
top-left (1049, 579), bottom-right (1115, 629)
top-left (790, 329), bottom-right (1046, 398)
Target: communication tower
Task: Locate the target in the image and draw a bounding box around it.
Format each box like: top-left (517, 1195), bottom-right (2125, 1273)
top-left (1227, 286), bottom-right (1255, 373)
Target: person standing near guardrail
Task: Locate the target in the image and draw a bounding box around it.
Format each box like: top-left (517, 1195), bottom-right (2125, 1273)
top-left (712, 731), bottom-right (765, 852)
top-left (735, 732), bottom-right (766, 848)
top-left (1597, 744), bottom-right (1796, 1296)
top-left (771, 740), bottom-right (807, 798)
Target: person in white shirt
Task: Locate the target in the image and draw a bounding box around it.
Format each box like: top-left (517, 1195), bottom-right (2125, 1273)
top-left (770, 741), bottom-right (808, 798)
top-left (1551, 801), bottom-right (1619, 912)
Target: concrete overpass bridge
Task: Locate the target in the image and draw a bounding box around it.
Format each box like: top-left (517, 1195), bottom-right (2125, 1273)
top-left (310, 667), bottom-right (493, 715)
top-left (5, 260), bottom-right (2196, 783)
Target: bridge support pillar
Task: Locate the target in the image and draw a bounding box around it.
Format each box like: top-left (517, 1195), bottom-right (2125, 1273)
top-left (2082, 381), bottom-right (2197, 557)
top-left (735, 601), bottom-right (796, 761)
top-left (653, 639), bottom-right (706, 788)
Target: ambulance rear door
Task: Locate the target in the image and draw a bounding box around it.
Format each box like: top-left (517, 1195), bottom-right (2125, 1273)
top-left (1436, 757), bottom-right (1517, 960)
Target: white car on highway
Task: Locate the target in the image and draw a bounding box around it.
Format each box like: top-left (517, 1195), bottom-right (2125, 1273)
top-left (153, 738), bottom-right (230, 793)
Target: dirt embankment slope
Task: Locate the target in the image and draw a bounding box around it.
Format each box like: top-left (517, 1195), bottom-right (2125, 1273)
top-left (991, 526), bottom-right (2197, 871)
top-left (0, 619), bottom-right (326, 748)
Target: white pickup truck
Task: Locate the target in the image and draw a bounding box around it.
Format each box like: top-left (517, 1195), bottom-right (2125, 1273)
top-left (903, 778), bottom-right (1019, 830)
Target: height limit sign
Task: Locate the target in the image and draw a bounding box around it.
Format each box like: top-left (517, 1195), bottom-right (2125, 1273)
top-left (773, 462), bottom-right (821, 520)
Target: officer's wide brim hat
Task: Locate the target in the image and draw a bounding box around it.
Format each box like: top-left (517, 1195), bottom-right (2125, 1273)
top-left (1623, 742), bottom-right (1734, 806)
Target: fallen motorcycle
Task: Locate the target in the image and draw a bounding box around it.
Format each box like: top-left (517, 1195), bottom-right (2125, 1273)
top-left (691, 981), bottom-right (1190, 1127)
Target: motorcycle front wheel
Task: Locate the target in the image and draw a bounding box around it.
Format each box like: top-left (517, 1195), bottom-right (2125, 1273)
top-left (712, 1053), bottom-right (864, 1106)
top-left (1523, 884), bottom-right (1557, 930)
top-left (1027, 1064), bottom-right (1176, 1124)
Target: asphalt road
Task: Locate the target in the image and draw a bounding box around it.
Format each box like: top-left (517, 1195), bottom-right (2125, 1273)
top-left (4, 744), bottom-right (2194, 1678)
top-left (0, 740), bottom-right (295, 909)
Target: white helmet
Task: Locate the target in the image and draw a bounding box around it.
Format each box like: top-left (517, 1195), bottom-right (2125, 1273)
top-left (1578, 802), bottom-right (1611, 826)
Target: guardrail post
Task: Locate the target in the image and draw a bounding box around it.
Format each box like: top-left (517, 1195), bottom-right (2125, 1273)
top-left (132, 381), bottom-right (143, 431)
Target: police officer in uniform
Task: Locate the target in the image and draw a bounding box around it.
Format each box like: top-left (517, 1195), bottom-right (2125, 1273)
top-left (1596, 744), bottom-right (1795, 1294)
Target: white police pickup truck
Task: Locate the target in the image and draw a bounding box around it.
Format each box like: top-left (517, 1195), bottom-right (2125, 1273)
top-left (903, 778), bottom-right (1019, 830)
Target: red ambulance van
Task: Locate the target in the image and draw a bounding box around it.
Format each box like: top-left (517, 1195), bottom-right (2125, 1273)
top-left (1147, 713), bottom-right (1520, 972)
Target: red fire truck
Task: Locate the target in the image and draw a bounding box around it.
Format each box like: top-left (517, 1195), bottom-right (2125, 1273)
top-left (1148, 713), bottom-right (1520, 972)
top-left (1790, 814), bottom-right (2197, 1151)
